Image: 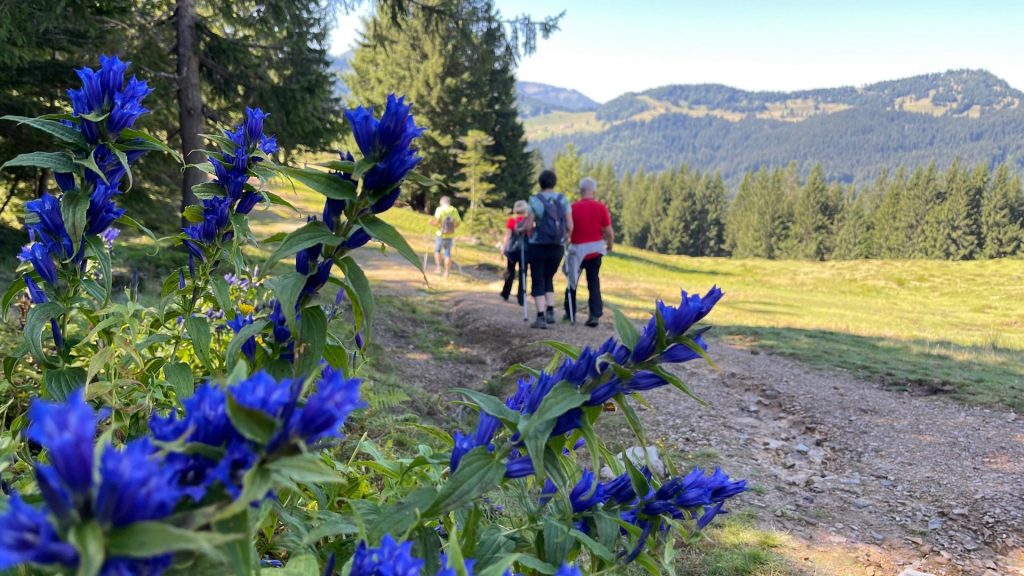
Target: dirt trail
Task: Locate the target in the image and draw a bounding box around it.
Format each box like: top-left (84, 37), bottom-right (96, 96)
top-left (359, 252), bottom-right (1024, 576)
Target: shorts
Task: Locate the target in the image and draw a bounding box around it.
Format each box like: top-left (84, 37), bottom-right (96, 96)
top-left (434, 235), bottom-right (454, 257)
top-left (527, 243), bottom-right (564, 297)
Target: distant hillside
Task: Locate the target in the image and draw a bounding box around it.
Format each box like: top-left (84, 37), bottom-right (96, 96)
top-left (516, 81), bottom-right (599, 117)
top-left (329, 50), bottom-right (353, 98)
top-left (526, 70), bottom-right (1024, 185)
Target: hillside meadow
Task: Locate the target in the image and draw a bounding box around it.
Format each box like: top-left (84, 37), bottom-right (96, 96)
top-left (378, 206), bottom-right (1024, 410)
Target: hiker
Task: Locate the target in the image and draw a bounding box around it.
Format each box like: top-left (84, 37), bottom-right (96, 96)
top-left (500, 200), bottom-right (529, 305)
top-left (564, 177), bottom-right (614, 327)
top-left (520, 169), bottom-right (573, 329)
top-left (429, 195), bottom-right (461, 277)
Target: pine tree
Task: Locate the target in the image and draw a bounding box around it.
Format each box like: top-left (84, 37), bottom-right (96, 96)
top-left (788, 164), bottom-right (836, 260)
top-left (981, 164), bottom-right (1024, 257)
top-left (347, 0), bottom-right (531, 210)
top-left (833, 191), bottom-right (874, 260)
top-left (455, 130), bottom-right (502, 216)
top-left (552, 143), bottom-right (583, 199)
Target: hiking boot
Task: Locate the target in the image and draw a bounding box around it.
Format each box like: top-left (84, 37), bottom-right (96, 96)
top-left (545, 309), bottom-right (555, 324)
top-left (585, 316), bottom-right (599, 328)
top-left (500, 293), bottom-right (509, 302)
top-left (530, 316), bottom-right (548, 329)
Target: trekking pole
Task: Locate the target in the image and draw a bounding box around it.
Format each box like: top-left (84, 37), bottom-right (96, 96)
top-left (565, 242), bottom-right (576, 326)
top-left (520, 237), bottom-right (528, 322)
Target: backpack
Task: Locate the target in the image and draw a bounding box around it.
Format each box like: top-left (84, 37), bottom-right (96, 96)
top-left (505, 227), bottom-right (525, 258)
top-left (440, 213), bottom-right (457, 235)
top-left (532, 193), bottom-right (566, 245)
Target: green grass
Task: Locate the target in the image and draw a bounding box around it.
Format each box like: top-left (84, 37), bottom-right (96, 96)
top-left (378, 207), bottom-right (1024, 410)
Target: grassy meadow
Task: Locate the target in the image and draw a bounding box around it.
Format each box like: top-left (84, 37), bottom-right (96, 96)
top-left (379, 206), bottom-right (1024, 410)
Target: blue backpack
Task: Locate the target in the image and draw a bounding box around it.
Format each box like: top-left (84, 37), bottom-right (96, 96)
top-left (532, 193), bottom-right (566, 245)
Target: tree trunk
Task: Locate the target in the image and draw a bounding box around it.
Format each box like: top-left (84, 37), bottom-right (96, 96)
top-left (175, 0), bottom-right (204, 222)
top-left (35, 169), bottom-right (50, 197)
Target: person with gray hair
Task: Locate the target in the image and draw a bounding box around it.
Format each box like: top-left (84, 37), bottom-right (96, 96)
top-left (500, 200), bottom-right (529, 304)
top-left (563, 176), bottom-right (614, 327)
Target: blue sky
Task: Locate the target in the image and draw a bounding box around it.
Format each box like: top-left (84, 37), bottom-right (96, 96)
top-left (330, 0), bottom-right (1024, 102)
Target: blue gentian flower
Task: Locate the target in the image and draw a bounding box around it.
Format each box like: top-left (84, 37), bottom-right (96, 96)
top-left (100, 555), bottom-right (172, 576)
top-left (18, 243), bottom-right (58, 285)
top-left (245, 108), bottom-right (269, 146)
top-left (227, 314), bottom-right (257, 360)
top-left (25, 193), bottom-right (74, 260)
top-left (86, 183), bottom-right (126, 235)
top-left (344, 227), bottom-right (372, 249)
top-left (660, 337), bottom-right (707, 364)
top-left (504, 455), bottom-right (535, 479)
top-left (555, 564), bottom-right (582, 576)
top-left (54, 171), bottom-right (75, 192)
top-left (94, 439), bottom-right (181, 528)
top-left (0, 493), bottom-right (79, 570)
top-left (100, 227), bottom-right (120, 250)
top-left (345, 94), bottom-right (424, 195)
top-left (288, 368), bottom-right (363, 446)
top-left (26, 390), bottom-right (98, 521)
top-left (569, 469), bottom-right (605, 514)
top-left (350, 534), bottom-right (424, 576)
top-left (631, 324), bottom-right (657, 363)
top-left (620, 371), bottom-right (668, 394)
top-left (183, 196), bottom-right (232, 258)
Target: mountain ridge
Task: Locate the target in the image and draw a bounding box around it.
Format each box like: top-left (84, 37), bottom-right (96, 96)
top-left (523, 69), bottom-right (1024, 186)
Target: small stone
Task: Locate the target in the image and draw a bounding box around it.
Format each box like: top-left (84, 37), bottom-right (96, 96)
top-left (907, 536), bottom-right (924, 545)
top-left (852, 498), bottom-right (870, 509)
top-left (951, 508), bottom-right (968, 516)
top-left (794, 443), bottom-right (810, 453)
top-left (897, 570), bottom-right (937, 576)
top-left (928, 518), bottom-right (944, 530)
top-left (746, 404), bottom-right (759, 413)
top-left (962, 540), bottom-right (978, 551)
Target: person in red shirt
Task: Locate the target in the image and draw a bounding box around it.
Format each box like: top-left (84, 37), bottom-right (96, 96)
top-left (500, 200), bottom-right (528, 304)
top-left (564, 177), bottom-right (614, 327)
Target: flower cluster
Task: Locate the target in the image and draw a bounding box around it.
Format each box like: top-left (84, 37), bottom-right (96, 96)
top-left (151, 365), bottom-right (363, 499)
top-left (451, 287), bottom-right (724, 479)
top-left (0, 391), bottom-right (181, 574)
top-left (182, 107), bottom-right (277, 271)
top-left (346, 94), bottom-right (424, 201)
top-left (0, 367), bottom-right (361, 575)
top-left (350, 534), bottom-right (582, 576)
top-left (567, 465), bottom-right (747, 561)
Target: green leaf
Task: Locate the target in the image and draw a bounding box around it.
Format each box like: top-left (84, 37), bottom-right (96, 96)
top-left (226, 392), bottom-right (278, 445)
top-left (404, 170), bottom-right (438, 187)
top-left (45, 366), bottom-right (85, 402)
top-left (0, 151), bottom-right (74, 173)
top-left (274, 555), bottom-right (321, 576)
top-left (338, 256), bottom-right (374, 338)
top-left (213, 510), bottom-right (256, 576)
top-left (263, 190), bottom-right (298, 212)
top-left (68, 521), bottom-right (105, 576)
top-left (1, 115), bottom-right (88, 148)
top-left (117, 128), bottom-right (182, 161)
top-left (264, 220), bottom-right (343, 270)
top-left (25, 301), bottom-right (64, 363)
top-left (452, 388), bottom-right (519, 427)
top-left (184, 316), bottom-right (213, 370)
top-left (539, 340), bottom-right (581, 360)
top-left (107, 522), bottom-right (240, 559)
top-left (210, 275), bottom-right (235, 320)
top-left (266, 271), bottom-right (307, 331)
top-left (611, 304), bottom-right (639, 350)
top-left (75, 148), bottom-right (108, 184)
top-left (520, 381), bottom-right (589, 481)
top-left (191, 181), bottom-right (223, 198)
top-left (295, 305), bottom-right (328, 377)
top-left (315, 159), bottom-right (355, 173)
top-left (622, 435), bottom-right (652, 498)
top-left (274, 165), bottom-right (357, 200)
top-left (109, 146), bottom-right (133, 192)
top-left (85, 236), bottom-right (112, 301)
top-left (569, 527), bottom-right (615, 562)
top-left (164, 362), bottom-right (194, 401)
top-left (614, 392), bottom-right (649, 448)
top-left (225, 319), bottom-right (268, 368)
top-left (649, 365), bottom-right (707, 407)
top-left (359, 215), bottom-right (423, 272)
top-left (183, 204), bottom-right (206, 223)
top-left (59, 189), bottom-right (90, 257)
top-left (425, 447), bottom-right (504, 517)
top-left (266, 453), bottom-right (344, 485)
top-left (368, 486), bottom-right (438, 541)
top-left (115, 214), bottom-right (156, 241)
top-left (1, 276), bottom-right (26, 323)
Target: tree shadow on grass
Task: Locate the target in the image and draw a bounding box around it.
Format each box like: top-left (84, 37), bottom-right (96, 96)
top-left (716, 325), bottom-right (1024, 411)
top-left (608, 250), bottom-right (734, 277)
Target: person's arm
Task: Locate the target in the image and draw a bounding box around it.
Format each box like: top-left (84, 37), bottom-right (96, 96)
top-left (564, 199), bottom-right (574, 237)
top-left (602, 224), bottom-right (615, 253)
top-left (501, 228), bottom-right (512, 253)
top-left (519, 212), bottom-right (535, 235)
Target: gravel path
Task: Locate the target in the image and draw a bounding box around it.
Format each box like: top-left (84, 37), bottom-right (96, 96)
top-left (363, 255), bottom-right (1024, 576)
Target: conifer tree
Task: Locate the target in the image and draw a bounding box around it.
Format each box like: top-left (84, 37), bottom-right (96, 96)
top-left (833, 191), bottom-right (875, 260)
top-left (981, 163), bottom-right (1024, 257)
top-left (552, 143), bottom-right (583, 199)
top-left (455, 130), bottom-right (501, 216)
top-left (788, 164), bottom-right (836, 260)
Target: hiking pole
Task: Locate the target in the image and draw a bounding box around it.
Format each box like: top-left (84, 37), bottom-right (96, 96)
top-left (564, 242), bottom-right (577, 326)
top-left (520, 237), bottom-right (528, 322)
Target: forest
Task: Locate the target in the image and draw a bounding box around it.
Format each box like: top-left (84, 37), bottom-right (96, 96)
top-left (550, 146), bottom-right (1024, 260)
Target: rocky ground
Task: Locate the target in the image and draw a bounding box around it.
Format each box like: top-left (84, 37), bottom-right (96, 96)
top-left (362, 255), bottom-right (1024, 576)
